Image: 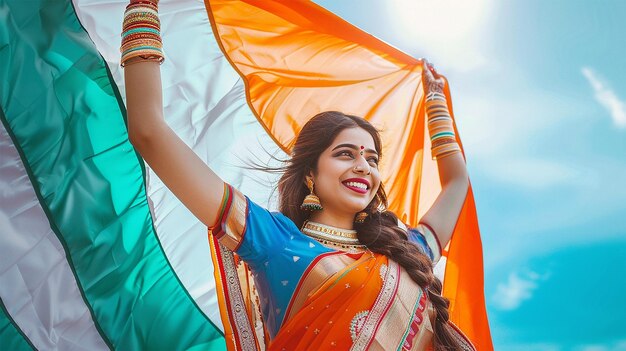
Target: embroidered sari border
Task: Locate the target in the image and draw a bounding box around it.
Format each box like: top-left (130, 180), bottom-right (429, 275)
top-left (354, 262), bottom-right (432, 350)
top-left (388, 280), bottom-right (428, 350)
top-left (209, 235), bottom-right (260, 351)
top-left (350, 259), bottom-right (400, 351)
top-left (396, 290), bottom-right (425, 350)
top-left (208, 234), bottom-right (237, 350)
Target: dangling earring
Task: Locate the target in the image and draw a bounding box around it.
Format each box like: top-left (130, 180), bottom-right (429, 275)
top-left (301, 177), bottom-right (323, 211)
top-left (355, 212), bottom-right (368, 224)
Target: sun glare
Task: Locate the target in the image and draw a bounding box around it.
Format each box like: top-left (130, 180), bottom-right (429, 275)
top-left (386, 0), bottom-right (492, 70)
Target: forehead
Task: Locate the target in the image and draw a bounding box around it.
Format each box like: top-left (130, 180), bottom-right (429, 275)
top-left (329, 127), bottom-right (376, 149)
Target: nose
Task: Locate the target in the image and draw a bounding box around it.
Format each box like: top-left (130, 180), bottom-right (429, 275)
top-left (353, 154), bottom-right (371, 175)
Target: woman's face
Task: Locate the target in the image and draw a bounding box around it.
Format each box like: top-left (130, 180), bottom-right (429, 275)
top-left (311, 127), bottom-right (381, 216)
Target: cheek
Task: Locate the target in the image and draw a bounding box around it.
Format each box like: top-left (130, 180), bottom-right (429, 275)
top-left (314, 170), bottom-right (339, 196)
top-left (316, 159), bottom-right (344, 185)
top-left (318, 177), bottom-right (335, 197)
top-left (371, 170), bottom-right (381, 187)
top-left (371, 174), bottom-right (382, 196)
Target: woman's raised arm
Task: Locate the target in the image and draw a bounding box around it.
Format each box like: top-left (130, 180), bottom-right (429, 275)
top-left (419, 150), bottom-right (469, 249)
top-left (417, 61), bottom-right (470, 248)
top-left (124, 59), bottom-right (226, 228)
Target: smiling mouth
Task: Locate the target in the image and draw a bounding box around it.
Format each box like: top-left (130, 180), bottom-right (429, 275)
top-left (342, 180), bottom-right (369, 194)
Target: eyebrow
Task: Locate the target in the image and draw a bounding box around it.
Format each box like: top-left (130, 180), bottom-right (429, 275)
top-left (331, 143), bottom-right (378, 155)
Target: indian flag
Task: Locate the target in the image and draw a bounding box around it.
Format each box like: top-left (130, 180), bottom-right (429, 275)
top-left (0, 0), bottom-right (492, 350)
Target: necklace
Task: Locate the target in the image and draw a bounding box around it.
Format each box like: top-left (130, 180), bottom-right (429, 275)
top-left (301, 220), bottom-right (366, 251)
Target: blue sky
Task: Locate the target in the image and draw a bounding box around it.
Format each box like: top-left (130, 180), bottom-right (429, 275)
top-left (313, 1), bottom-right (626, 349)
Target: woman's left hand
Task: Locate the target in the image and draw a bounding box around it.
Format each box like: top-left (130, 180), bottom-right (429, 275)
top-left (422, 59), bottom-right (446, 94)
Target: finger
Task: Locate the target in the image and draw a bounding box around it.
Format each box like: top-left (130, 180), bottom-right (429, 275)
top-left (423, 61), bottom-right (433, 77)
top-left (430, 65), bottom-right (443, 80)
top-left (422, 68), bottom-right (433, 82)
top-left (428, 66), bottom-right (440, 81)
top-left (428, 63), bottom-right (438, 75)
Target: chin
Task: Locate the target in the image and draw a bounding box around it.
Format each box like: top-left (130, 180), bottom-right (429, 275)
top-left (343, 200), bottom-right (371, 213)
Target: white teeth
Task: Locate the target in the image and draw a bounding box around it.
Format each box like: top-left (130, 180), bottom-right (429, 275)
top-left (345, 181), bottom-right (367, 190)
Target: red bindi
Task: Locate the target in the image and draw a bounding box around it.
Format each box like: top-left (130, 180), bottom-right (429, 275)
top-left (360, 145), bottom-right (365, 150)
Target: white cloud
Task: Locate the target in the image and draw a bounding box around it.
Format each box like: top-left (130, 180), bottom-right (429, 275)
top-left (581, 67), bottom-right (626, 128)
top-left (492, 271), bottom-right (547, 310)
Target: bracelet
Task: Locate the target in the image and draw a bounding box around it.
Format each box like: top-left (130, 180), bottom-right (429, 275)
top-left (426, 91), bottom-right (446, 102)
top-left (425, 93), bottom-right (461, 160)
top-left (120, 0), bottom-right (164, 67)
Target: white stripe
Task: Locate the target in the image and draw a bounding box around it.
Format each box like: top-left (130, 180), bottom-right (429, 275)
top-left (0, 123), bottom-right (108, 350)
top-left (74, 0), bottom-right (286, 332)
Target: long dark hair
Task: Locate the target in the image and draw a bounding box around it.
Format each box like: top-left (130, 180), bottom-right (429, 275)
top-left (277, 111), bottom-right (463, 350)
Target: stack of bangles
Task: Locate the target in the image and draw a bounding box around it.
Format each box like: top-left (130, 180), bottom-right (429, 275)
top-left (425, 91), bottom-right (462, 160)
top-left (120, 0), bottom-right (164, 67)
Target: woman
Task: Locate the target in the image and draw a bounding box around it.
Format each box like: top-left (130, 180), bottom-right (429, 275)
top-left (122, 0), bottom-right (474, 349)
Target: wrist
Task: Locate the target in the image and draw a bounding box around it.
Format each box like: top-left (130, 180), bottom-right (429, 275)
top-left (425, 95), bottom-right (460, 160)
top-left (120, 0), bottom-right (164, 67)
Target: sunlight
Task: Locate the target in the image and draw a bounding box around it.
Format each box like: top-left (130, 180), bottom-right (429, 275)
top-left (386, 0), bottom-right (493, 70)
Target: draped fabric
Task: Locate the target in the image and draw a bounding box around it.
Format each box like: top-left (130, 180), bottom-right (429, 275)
top-left (0, 0), bottom-right (491, 349)
top-left (271, 253), bottom-right (438, 351)
top-left (205, 0), bottom-right (492, 349)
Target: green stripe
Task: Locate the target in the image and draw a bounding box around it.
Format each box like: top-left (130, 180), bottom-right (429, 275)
top-left (0, 298), bottom-right (35, 351)
top-left (0, 1), bottom-right (224, 350)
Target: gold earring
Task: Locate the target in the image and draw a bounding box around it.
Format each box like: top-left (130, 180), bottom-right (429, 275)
top-left (301, 177), bottom-right (323, 211)
top-left (355, 212), bottom-right (368, 223)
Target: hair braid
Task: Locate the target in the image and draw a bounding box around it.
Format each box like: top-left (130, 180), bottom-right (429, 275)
top-left (355, 210), bottom-right (462, 351)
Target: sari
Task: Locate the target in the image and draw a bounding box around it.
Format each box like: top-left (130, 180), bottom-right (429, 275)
top-left (209, 184), bottom-right (475, 350)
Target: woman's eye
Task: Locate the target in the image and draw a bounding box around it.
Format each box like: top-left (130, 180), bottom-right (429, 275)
top-left (368, 158), bottom-right (379, 165)
top-left (338, 151), bottom-right (353, 157)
